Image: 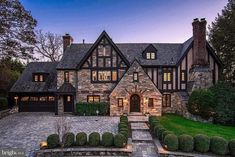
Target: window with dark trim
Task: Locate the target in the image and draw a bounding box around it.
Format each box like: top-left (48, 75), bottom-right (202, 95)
top-left (33, 73), bottom-right (45, 82)
top-left (146, 52), bottom-right (156, 60)
top-left (163, 70), bottom-right (171, 82)
top-left (162, 94), bottom-right (171, 107)
top-left (118, 98), bottom-right (123, 107)
top-left (148, 98), bottom-right (154, 107)
top-left (133, 72), bottom-right (139, 82)
top-left (87, 95), bottom-right (100, 103)
top-left (64, 71), bottom-right (69, 82)
top-left (181, 70), bottom-right (186, 82)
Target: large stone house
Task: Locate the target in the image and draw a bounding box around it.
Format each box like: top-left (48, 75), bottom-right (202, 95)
top-left (9, 18), bottom-right (222, 116)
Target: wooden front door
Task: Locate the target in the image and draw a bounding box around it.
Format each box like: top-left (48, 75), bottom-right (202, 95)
top-left (130, 94), bottom-right (140, 112)
top-left (64, 95), bottom-right (73, 112)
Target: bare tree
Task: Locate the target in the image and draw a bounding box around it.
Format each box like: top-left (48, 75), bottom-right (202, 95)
top-left (34, 30), bottom-right (63, 62)
top-left (54, 116), bottom-right (71, 146)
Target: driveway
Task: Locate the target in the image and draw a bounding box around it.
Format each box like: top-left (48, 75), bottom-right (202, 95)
top-left (0, 113), bottom-right (119, 157)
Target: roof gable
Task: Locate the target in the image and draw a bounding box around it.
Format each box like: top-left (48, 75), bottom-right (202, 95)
top-left (142, 44), bottom-right (158, 59)
top-left (77, 31), bottom-right (130, 69)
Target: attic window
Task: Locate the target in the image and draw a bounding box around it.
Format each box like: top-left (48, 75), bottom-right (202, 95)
top-left (33, 73), bottom-right (45, 82)
top-left (146, 52), bottom-right (155, 59)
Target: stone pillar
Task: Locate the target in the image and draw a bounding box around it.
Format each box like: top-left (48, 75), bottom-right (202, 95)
top-left (57, 96), bottom-right (64, 114)
top-left (188, 65), bottom-right (213, 93)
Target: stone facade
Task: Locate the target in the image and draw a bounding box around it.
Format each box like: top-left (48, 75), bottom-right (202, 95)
top-left (188, 65), bottom-right (213, 93)
top-left (109, 60), bottom-right (162, 116)
top-left (77, 69), bottom-right (116, 103)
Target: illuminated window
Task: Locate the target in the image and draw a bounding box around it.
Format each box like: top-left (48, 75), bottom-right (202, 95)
top-left (112, 71), bottom-right (117, 81)
top-left (21, 97), bottom-right (29, 101)
top-left (162, 94), bottom-right (171, 107)
top-left (181, 71), bottom-right (186, 82)
top-left (30, 97), bottom-right (38, 101)
top-left (118, 98), bottom-right (123, 107)
top-left (39, 97), bottom-right (47, 101)
top-left (48, 96), bottom-right (55, 101)
top-left (64, 71), bottom-right (69, 82)
top-left (39, 75), bottom-right (43, 82)
top-left (148, 98), bottom-right (154, 107)
top-left (87, 95), bottom-right (100, 103)
top-left (67, 96), bottom-right (71, 102)
top-left (146, 52), bottom-right (155, 59)
top-left (98, 71), bottom-right (111, 81)
top-left (34, 75), bottom-right (38, 82)
top-left (92, 71), bottom-right (97, 81)
top-left (163, 72), bottom-right (171, 82)
top-left (133, 72), bottom-right (139, 82)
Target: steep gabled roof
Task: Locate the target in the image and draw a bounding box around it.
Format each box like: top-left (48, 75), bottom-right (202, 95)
top-left (10, 62), bottom-right (58, 93)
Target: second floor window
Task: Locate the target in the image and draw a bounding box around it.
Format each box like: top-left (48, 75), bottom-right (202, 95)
top-left (146, 52), bottom-right (156, 59)
top-left (64, 71), bottom-right (69, 82)
top-left (92, 70), bottom-right (117, 82)
top-left (181, 71), bottom-right (186, 82)
top-left (163, 70), bottom-right (171, 82)
top-left (33, 74), bottom-right (44, 82)
top-left (133, 72), bottom-right (139, 82)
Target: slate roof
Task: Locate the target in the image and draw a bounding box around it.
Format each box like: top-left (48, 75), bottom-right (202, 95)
top-left (10, 62), bottom-right (58, 93)
top-left (57, 82), bottom-right (76, 93)
top-left (56, 37), bottom-right (193, 69)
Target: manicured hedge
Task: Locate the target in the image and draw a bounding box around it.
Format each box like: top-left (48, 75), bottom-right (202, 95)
top-left (162, 131), bottom-right (174, 142)
top-left (178, 134), bottom-right (194, 152)
top-left (89, 132), bottom-right (100, 146)
top-left (62, 132), bottom-right (75, 147)
top-left (47, 134), bottom-right (60, 148)
top-left (76, 132), bottom-right (87, 146)
top-left (102, 132), bottom-right (114, 147)
top-left (76, 102), bottom-right (108, 116)
top-left (210, 136), bottom-right (228, 155)
top-left (158, 128), bottom-right (167, 141)
top-left (164, 134), bottom-right (178, 151)
top-left (229, 139), bottom-right (235, 156)
top-left (114, 133), bottom-right (126, 148)
top-left (194, 134), bottom-right (210, 153)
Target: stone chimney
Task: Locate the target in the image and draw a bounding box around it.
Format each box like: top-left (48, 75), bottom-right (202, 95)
top-left (188, 18), bottom-right (213, 93)
top-left (192, 18), bottom-right (208, 66)
top-left (63, 33), bottom-right (73, 52)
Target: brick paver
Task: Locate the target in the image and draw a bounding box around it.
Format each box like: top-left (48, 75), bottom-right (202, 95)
top-left (0, 113), bottom-right (119, 157)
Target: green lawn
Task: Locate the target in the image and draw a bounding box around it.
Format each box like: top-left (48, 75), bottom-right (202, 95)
top-left (159, 114), bottom-right (235, 140)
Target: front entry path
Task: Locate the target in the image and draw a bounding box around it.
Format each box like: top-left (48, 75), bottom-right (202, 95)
top-left (0, 113), bottom-right (119, 157)
top-left (129, 114), bottom-right (159, 157)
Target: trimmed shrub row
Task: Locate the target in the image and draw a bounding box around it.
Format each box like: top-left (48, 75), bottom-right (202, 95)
top-left (116, 115), bottom-right (128, 148)
top-left (148, 116), bottom-right (235, 156)
top-left (76, 102), bottom-right (108, 116)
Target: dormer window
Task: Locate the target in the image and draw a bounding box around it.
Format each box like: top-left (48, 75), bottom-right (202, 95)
top-left (33, 73), bottom-right (45, 82)
top-left (146, 52), bottom-right (156, 59)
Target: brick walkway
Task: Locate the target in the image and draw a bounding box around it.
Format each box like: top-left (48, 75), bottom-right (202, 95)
top-left (0, 113), bottom-right (119, 157)
top-left (129, 115), bottom-right (159, 157)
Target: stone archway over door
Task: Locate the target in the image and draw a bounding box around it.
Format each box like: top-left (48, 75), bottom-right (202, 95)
top-left (130, 94), bottom-right (140, 112)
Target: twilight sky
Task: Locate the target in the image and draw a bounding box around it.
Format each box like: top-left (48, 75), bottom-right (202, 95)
top-left (21, 0), bottom-right (227, 43)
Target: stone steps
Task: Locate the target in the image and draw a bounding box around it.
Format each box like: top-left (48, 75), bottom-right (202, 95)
top-left (128, 116), bottom-right (148, 123)
top-left (130, 122), bottom-right (149, 131)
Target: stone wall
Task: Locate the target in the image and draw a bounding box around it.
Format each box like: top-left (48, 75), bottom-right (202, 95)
top-left (57, 70), bottom-right (76, 89)
top-left (188, 65), bottom-right (213, 93)
top-left (77, 69), bottom-right (116, 103)
top-left (110, 60), bottom-right (162, 116)
top-left (57, 96), bottom-right (63, 114)
top-left (162, 92), bottom-right (188, 116)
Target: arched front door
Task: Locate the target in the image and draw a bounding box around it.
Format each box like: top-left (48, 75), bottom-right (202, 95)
top-left (130, 94), bottom-right (140, 112)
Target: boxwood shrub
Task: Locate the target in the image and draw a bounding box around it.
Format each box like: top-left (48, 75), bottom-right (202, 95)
top-left (119, 131), bottom-right (128, 141)
top-left (114, 133), bottom-right (126, 148)
top-left (162, 131), bottom-right (174, 142)
top-left (210, 136), bottom-right (228, 155)
top-left (164, 134), bottom-right (178, 151)
top-left (89, 132), bottom-right (100, 146)
top-left (76, 132), bottom-right (87, 146)
top-left (76, 102), bottom-right (108, 116)
top-left (158, 128), bottom-right (167, 141)
top-left (154, 126), bottom-right (164, 138)
top-left (178, 134), bottom-right (194, 152)
top-left (62, 132), bottom-right (75, 147)
top-left (47, 134), bottom-right (60, 148)
top-left (102, 132), bottom-right (114, 147)
top-left (194, 134), bottom-right (210, 153)
top-left (229, 139), bottom-right (235, 156)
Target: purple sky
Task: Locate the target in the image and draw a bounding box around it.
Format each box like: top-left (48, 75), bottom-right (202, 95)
top-left (21, 0), bottom-right (227, 43)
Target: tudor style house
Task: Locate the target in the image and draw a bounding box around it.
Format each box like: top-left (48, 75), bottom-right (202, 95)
top-left (9, 18), bottom-right (222, 116)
